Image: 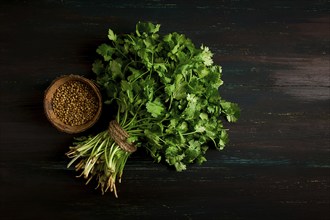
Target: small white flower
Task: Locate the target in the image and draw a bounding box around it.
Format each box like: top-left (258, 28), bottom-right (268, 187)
top-left (200, 45), bottom-right (213, 66)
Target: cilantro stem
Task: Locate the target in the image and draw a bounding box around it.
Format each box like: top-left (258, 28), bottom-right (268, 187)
top-left (126, 129), bottom-right (144, 135)
top-left (123, 60), bottom-right (136, 74)
top-left (181, 131), bottom-right (199, 136)
top-left (113, 44), bottom-right (128, 59)
top-left (130, 69), bottom-right (150, 84)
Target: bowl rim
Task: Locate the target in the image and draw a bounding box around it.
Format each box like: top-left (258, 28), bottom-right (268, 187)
top-left (43, 74), bottom-right (102, 134)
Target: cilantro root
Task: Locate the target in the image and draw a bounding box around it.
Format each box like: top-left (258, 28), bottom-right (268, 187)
top-left (66, 130), bottom-right (130, 197)
top-left (66, 22), bottom-right (240, 197)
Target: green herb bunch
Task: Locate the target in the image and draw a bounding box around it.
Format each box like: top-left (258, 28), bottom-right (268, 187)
top-left (66, 22), bottom-right (240, 197)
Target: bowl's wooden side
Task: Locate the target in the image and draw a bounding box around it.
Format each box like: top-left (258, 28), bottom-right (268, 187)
top-left (44, 75), bottom-right (102, 134)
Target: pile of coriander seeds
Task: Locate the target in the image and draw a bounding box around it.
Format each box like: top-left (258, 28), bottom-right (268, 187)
top-left (52, 80), bottom-right (99, 126)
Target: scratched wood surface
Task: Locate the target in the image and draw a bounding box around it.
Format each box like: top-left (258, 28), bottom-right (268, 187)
top-left (1, 1), bottom-right (329, 219)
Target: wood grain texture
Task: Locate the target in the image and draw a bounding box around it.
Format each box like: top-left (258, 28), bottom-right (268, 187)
top-left (1, 0), bottom-right (329, 219)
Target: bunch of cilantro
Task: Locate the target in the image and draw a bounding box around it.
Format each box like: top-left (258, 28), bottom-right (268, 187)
top-left (66, 22), bottom-right (240, 197)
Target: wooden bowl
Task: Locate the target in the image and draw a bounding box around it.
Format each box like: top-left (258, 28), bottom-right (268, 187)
top-left (44, 75), bottom-right (102, 134)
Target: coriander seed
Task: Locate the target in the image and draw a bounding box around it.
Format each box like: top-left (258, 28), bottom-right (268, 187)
top-left (51, 80), bottom-right (99, 126)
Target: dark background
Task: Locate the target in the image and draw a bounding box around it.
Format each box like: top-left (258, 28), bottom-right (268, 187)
top-left (1, 0), bottom-right (329, 219)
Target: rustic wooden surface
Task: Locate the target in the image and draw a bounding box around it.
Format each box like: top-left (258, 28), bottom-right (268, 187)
top-left (1, 1), bottom-right (329, 219)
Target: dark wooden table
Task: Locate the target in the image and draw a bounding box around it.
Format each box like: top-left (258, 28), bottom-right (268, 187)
top-left (1, 1), bottom-right (329, 219)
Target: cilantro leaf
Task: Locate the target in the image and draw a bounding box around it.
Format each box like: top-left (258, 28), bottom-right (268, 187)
top-left (220, 101), bottom-right (241, 122)
top-left (146, 98), bottom-right (165, 118)
top-left (92, 59), bottom-right (104, 76)
top-left (136, 21), bottom-right (160, 36)
top-left (96, 43), bottom-right (115, 61)
top-left (108, 29), bottom-right (117, 41)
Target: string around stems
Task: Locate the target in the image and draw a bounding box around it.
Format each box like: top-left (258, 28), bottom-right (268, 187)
top-left (108, 120), bottom-right (137, 153)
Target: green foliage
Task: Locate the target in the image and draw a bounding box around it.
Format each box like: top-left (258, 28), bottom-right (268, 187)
top-left (93, 21), bottom-right (240, 171)
top-left (67, 22), bottom-right (240, 196)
